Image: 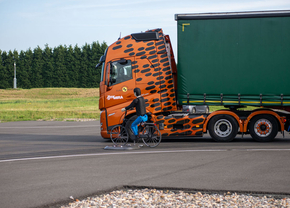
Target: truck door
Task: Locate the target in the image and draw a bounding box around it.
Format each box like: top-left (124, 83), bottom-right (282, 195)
top-left (104, 57), bottom-right (135, 110)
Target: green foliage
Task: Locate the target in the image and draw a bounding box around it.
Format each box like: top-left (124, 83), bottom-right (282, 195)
top-left (65, 45), bottom-right (76, 87)
top-left (1, 51), bottom-right (11, 88)
top-left (32, 46), bottom-right (44, 88)
top-left (43, 44), bottom-right (54, 87)
top-left (0, 41), bottom-right (108, 89)
top-left (0, 50), bottom-right (5, 89)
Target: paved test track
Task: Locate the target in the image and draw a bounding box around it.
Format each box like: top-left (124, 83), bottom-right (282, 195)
top-left (0, 121), bottom-right (290, 208)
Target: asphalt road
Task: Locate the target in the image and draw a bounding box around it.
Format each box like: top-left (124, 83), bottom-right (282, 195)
top-left (0, 121), bottom-right (290, 208)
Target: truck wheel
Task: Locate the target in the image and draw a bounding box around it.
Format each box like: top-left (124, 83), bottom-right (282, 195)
top-left (249, 115), bottom-right (278, 142)
top-left (208, 115), bottom-right (238, 142)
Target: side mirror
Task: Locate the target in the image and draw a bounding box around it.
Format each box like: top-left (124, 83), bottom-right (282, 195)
top-left (96, 55), bottom-right (105, 68)
top-left (99, 55), bottom-right (105, 62)
top-left (96, 62), bottom-right (102, 68)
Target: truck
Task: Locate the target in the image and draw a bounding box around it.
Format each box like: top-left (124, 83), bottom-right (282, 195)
top-left (97, 10), bottom-right (290, 142)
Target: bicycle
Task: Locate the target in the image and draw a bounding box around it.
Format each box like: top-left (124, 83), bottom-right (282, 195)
top-left (110, 110), bottom-right (162, 147)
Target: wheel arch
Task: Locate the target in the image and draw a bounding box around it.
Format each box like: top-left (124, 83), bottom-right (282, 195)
top-left (203, 110), bottom-right (243, 133)
top-left (119, 111), bottom-right (136, 124)
top-left (243, 110), bottom-right (284, 132)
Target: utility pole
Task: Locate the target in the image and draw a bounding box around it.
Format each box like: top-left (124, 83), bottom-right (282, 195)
top-left (13, 62), bottom-right (17, 89)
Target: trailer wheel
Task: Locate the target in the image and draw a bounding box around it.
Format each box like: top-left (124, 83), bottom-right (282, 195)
top-left (249, 115), bottom-right (278, 142)
top-left (208, 115), bottom-right (238, 142)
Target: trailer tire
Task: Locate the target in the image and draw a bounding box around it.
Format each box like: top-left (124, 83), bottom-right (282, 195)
top-left (208, 115), bottom-right (238, 142)
top-left (249, 115), bottom-right (278, 142)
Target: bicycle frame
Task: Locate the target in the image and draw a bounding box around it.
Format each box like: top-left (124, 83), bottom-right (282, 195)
top-left (110, 109), bottom-right (161, 147)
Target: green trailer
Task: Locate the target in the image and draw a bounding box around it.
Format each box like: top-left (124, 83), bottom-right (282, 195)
top-left (175, 10), bottom-right (290, 108)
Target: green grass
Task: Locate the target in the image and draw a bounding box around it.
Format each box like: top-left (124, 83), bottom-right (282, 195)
top-left (209, 105), bottom-right (260, 112)
top-left (0, 88), bottom-right (100, 122)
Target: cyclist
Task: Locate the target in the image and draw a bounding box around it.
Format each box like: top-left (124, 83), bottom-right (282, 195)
top-left (121, 88), bottom-right (147, 141)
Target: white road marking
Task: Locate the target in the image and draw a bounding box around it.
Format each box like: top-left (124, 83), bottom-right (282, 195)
top-left (246, 149), bottom-right (290, 151)
top-left (0, 148), bottom-right (290, 164)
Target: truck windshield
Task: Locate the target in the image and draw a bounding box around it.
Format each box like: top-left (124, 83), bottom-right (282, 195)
top-left (100, 48), bottom-right (108, 82)
top-left (100, 62), bottom-right (105, 82)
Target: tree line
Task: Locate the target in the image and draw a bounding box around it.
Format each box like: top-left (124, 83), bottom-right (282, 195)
top-left (0, 41), bottom-right (107, 89)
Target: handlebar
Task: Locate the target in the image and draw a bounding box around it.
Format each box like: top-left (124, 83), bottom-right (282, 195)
top-left (124, 108), bottom-right (151, 115)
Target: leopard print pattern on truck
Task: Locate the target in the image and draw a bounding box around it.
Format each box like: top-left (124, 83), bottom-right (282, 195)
top-left (154, 114), bottom-right (207, 137)
top-left (109, 28), bottom-right (177, 114)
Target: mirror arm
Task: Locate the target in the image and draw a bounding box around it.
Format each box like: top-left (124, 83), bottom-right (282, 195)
top-left (96, 63), bottom-right (102, 68)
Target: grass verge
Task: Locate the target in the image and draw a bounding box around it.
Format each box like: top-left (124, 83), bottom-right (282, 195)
top-left (0, 88), bottom-right (100, 122)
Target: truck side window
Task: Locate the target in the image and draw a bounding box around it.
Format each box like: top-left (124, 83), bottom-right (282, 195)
top-left (109, 59), bottom-right (132, 86)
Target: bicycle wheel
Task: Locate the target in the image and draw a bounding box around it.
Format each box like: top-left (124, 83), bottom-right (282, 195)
top-left (141, 125), bottom-right (162, 147)
top-left (110, 125), bottom-right (129, 145)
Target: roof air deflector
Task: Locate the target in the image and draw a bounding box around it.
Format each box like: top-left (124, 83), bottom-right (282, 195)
top-left (131, 32), bottom-right (159, 41)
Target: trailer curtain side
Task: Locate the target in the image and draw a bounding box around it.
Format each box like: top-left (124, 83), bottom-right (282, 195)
top-left (176, 11), bottom-right (290, 107)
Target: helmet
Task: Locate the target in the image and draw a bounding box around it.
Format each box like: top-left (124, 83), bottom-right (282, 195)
top-left (134, 88), bottom-right (141, 96)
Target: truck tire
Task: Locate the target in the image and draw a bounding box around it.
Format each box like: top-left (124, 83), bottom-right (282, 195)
top-left (249, 115), bottom-right (278, 142)
top-left (208, 115), bottom-right (238, 142)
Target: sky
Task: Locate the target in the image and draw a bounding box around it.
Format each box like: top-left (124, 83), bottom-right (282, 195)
top-left (1, 0), bottom-right (290, 55)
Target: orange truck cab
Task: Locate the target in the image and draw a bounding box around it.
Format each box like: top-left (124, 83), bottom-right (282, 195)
top-left (97, 13), bottom-right (290, 142)
top-left (98, 29), bottom-right (182, 139)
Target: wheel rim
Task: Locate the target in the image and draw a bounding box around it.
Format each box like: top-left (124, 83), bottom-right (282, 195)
top-left (214, 119), bottom-right (232, 137)
top-left (142, 126), bottom-right (161, 147)
top-left (254, 119), bottom-right (272, 137)
top-left (110, 126), bottom-right (128, 145)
